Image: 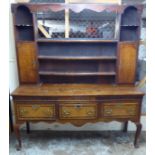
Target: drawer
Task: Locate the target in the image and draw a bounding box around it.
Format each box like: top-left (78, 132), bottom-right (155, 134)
top-left (16, 103), bottom-right (55, 120)
top-left (59, 103), bottom-right (97, 119)
top-left (102, 103), bottom-right (138, 118)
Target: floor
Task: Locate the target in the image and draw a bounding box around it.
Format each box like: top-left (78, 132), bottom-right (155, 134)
top-left (9, 131), bottom-right (146, 155)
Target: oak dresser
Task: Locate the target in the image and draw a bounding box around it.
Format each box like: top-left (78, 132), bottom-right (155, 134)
top-left (11, 2), bottom-right (144, 150)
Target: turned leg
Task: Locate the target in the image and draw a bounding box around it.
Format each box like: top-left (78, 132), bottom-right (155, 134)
top-left (14, 124), bottom-right (22, 151)
top-left (26, 122), bottom-right (30, 134)
top-left (123, 121), bottom-right (128, 132)
top-left (134, 123), bottom-right (142, 148)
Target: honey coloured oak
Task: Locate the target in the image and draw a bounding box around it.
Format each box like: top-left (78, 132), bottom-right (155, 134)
top-left (117, 42), bottom-right (138, 84)
top-left (17, 42), bottom-right (38, 83)
top-left (102, 102), bottom-right (138, 118)
top-left (11, 84), bottom-right (144, 97)
top-left (11, 3), bottom-right (144, 150)
top-left (16, 103), bottom-right (55, 120)
top-left (59, 103), bottom-right (97, 119)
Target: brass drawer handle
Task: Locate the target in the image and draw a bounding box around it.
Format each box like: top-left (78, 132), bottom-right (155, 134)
top-left (63, 110), bottom-right (71, 116)
top-left (105, 109), bottom-right (113, 115)
top-left (32, 105), bottom-right (40, 110)
top-left (87, 111), bottom-right (95, 116)
top-left (20, 109), bottom-right (28, 115)
top-left (127, 109), bottom-right (135, 115)
top-left (42, 109), bottom-right (52, 116)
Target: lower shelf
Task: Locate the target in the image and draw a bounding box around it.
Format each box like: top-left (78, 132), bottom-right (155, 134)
top-left (39, 71), bottom-right (116, 76)
top-left (38, 55), bottom-right (117, 60)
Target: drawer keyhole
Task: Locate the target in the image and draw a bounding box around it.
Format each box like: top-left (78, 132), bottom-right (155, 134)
top-left (75, 104), bottom-right (81, 109)
top-left (32, 105), bottom-right (40, 110)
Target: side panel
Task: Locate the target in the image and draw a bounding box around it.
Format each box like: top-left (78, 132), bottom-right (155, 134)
top-left (17, 42), bottom-right (38, 83)
top-left (117, 42), bottom-right (138, 84)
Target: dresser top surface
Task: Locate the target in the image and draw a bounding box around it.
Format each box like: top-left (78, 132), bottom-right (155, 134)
top-left (11, 84), bottom-right (144, 97)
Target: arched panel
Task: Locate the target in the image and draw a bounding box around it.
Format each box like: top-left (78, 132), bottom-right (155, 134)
top-left (15, 5), bottom-right (33, 25)
top-left (121, 6), bottom-right (139, 26)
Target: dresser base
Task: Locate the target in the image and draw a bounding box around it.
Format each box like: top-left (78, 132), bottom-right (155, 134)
top-left (11, 84), bottom-right (144, 150)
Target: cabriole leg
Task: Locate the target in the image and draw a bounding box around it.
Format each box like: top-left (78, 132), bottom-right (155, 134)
top-left (26, 122), bottom-right (30, 134)
top-left (134, 123), bottom-right (142, 148)
top-left (123, 121), bottom-right (128, 132)
top-left (14, 124), bottom-right (22, 151)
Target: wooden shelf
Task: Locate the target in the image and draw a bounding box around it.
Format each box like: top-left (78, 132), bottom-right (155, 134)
top-left (15, 24), bottom-right (33, 27)
top-left (39, 71), bottom-right (116, 76)
top-left (37, 38), bottom-right (118, 43)
top-left (121, 25), bottom-right (139, 27)
top-left (38, 55), bottom-right (117, 60)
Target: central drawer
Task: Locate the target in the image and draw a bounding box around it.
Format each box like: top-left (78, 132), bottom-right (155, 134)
top-left (16, 103), bottom-right (55, 120)
top-left (59, 103), bottom-right (97, 119)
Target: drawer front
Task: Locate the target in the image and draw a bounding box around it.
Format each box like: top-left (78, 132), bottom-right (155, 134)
top-left (103, 103), bottom-right (138, 118)
top-left (59, 103), bottom-right (97, 119)
top-left (16, 103), bottom-right (55, 120)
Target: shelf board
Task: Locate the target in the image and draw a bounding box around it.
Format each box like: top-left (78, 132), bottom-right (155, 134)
top-left (39, 71), bottom-right (116, 76)
top-left (121, 25), bottom-right (139, 27)
top-left (38, 55), bottom-right (117, 60)
top-left (15, 24), bottom-right (33, 27)
top-left (37, 38), bottom-right (118, 43)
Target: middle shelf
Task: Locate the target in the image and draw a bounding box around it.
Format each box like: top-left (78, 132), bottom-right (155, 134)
top-left (37, 38), bottom-right (118, 43)
top-left (38, 55), bottom-right (117, 60)
top-left (38, 59), bottom-right (116, 77)
top-left (37, 42), bottom-right (117, 58)
top-left (37, 42), bottom-right (117, 83)
top-left (39, 71), bottom-right (116, 76)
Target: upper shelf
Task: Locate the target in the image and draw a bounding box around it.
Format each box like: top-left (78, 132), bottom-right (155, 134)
top-left (15, 24), bottom-right (33, 27)
top-left (37, 38), bottom-right (118, 43)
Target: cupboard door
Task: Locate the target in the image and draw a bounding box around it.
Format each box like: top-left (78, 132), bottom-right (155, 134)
top-left (17, 42), bottom-right (38, 83)
top-left (117, 42), bottom-right (137, 84)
